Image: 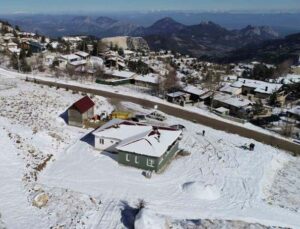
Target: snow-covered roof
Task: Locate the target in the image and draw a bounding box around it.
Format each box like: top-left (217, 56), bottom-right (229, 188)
top-left (182, 85), bottom-right (209, 96)
top-left (223, 75), bottom-right (238, 81)
top-left (89, 56), bottom-right (104, 67)
top-left (69, 60), bottom-right (87, 66)
top-left (214, 93), bottom-right (253, 108)
top-left (116, 128), bottom-right (182, 157)
top-left (60, 54), bottom-right (81, 62)
top-left (134, 74), bottom-right (159, 84)
top-left (277, 74), bottom-right (300, 85)
top-left (8, 48), bottom-right (20, 54)
top-left (219, 84), bottom-right (241, 95)
top-left (231, 78), bottom-right (282, 95)
top-left (215, 107), bottom-right (230, 113)
top-left (75, 51), bottom-right (90, 58)
top-left (287, 106), bottom-right (300, 116)
top-left (93, 121), bottom-right (151, 141)
top-left (93, 119), bottom-right (182, 157)
top-left (106, 70), bottom-right (136, 79)
top-left (167, 91), bottom-right (187, 98)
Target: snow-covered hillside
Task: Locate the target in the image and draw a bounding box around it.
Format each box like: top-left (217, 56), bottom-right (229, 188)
top-left (0, 72), bottom-right (299, 228)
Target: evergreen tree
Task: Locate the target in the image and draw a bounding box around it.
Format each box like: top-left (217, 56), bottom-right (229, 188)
top-left (19, 48), bottom-right (27, 60)
top-left (10, 54), bottom-right (19, 70)
top-left (20, 58), bottom-right (31, 73)
top-left (26, 46), bottom-right (33, 57)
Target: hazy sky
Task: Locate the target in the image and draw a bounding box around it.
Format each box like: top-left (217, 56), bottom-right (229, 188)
top-left (1, 0), bottom-right (299, 14)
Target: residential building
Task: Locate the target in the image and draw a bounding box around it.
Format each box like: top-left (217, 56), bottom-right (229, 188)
top-left (212, 92), bottom-right (253, 118)
top-left (93, 119), bottom-right (182, 172)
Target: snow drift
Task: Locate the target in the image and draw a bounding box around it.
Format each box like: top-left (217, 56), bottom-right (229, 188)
top-left (135, 208), bottom-right (168, 229)
top-left (182, 181), bottom-right (221, 201)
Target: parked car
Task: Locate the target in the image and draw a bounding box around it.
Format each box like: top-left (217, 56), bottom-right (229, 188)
top-left (170, 124), bottom-right (186, 130)
top-left (146, 111), bottom-right (166, 121)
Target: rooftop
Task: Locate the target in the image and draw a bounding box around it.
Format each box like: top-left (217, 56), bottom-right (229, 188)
top-left (117, 127), bottom-right (182, 158)
top-left (214, 92), bottom-right (253, 108)
top-left (69, 96), bottom-right (95, 114)
top-left (232, 78), bottom-right (282, 95)
top-left (182, 85), bottom-right (209, 96)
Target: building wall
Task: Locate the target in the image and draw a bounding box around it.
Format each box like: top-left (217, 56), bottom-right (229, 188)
top-left (118, 151), bottom-right (159, 171)
top-left (94, 136), bottom-right (120, 152)
top-left (242, 86), bottom-right (255, 95)
top-left (157, 141), bottom-right (179, 172)
top-left (254, 92), bottom-right (270, 99)
top-left (118, 141), bottom-right (180, 172)
top-left (68, 108), bottom-right (83, 127)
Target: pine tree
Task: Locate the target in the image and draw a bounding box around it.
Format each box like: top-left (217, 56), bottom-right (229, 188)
top-left (19, 48), bottom-right (27, 60)
top-left (10, 54), bottom-right (19, 70)
top-left (26, 47), bottom-right (33, 57)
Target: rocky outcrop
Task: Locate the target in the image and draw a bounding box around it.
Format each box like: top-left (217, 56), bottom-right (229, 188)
top-left (101, 36), bottom-right (149, 50)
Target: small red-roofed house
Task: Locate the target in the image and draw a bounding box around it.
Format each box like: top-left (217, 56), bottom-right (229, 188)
top-left (67, 96), bottom-right (95, 127)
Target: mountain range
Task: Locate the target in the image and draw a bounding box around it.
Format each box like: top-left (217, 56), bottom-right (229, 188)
top-left (215, 32), bottom-right (300, 64)
top-left (2, 15), bottom-right (280, 57)
top-left (132, 17), bottom-right (279, 57)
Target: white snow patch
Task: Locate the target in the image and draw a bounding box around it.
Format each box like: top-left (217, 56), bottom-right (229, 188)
top-left (135, 208), bottom-right (169, 229)
top-left (182, 181), bottom-right (221, 201)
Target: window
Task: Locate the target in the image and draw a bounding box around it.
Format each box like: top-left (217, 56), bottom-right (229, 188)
top-left (135, 156), bottom-right (139, 164)
top-left (99, 138), bottom-right (104, 144)
top-left (146, 158), bottom-right (155, 168)
top-left (126, 154), bottom-right (130, 162)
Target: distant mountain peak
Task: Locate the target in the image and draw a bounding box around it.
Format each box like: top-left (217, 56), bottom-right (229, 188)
top-left (152, 17), bottom-right (183, 27)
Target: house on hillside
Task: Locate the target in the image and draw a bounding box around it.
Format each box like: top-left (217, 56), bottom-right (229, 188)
top-left (212, 92), bottom-right (253, 118)
top-left (67, 96), bottom-right (95, 127)
top-left (29, 40), bottom-right (46, 53)
top-left (134, 73), bottom-right (159, 89)
top-left (103, 70), bottom-right (136, 80)
top-left (93, 119), bottom-right (182, 172)
top-left (75, 51), bottom-right (90, 60)
top-left (58, 54), bottom-right (82, 69)
top-left (181, 85), bottom-right (210, 103)
top-left (166, 92), bottom-right (190, 106)
top-left (232, 78), bottom-right (283, 99)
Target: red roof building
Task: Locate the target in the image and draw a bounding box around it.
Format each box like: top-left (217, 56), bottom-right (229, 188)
top-left (70, 96), bottom-right (95, 114)
top-left (68, 96), bottom-right (95, 127)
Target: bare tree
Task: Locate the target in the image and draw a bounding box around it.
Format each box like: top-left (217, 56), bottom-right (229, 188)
top-left (94, 65), bottom-right (105, 81)
top-left (163, 66), bottom-right (181, 93)
top-left (275, 59), bottom-right (293, 78)
top-left (203, 70), bottom-right (222, 111)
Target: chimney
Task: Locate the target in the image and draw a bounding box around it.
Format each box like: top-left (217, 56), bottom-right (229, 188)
top-left (265, 86), bottom-right (268, 92)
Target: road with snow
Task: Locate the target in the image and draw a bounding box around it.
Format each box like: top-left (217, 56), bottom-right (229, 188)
top-left (25, 76), bottom-right (300, 154)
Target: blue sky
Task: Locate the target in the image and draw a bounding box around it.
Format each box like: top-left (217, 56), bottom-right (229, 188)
top-left (0, 0), bottom-right (299, 14)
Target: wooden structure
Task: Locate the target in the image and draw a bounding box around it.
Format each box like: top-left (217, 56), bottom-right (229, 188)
top-left (67, 96), bottom-right (95, 127)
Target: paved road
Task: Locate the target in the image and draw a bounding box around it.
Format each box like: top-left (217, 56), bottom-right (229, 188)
top-left (30, 77), bottom-right (300, 154)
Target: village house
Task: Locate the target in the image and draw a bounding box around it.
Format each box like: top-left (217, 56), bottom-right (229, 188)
top-left (93, 119), bottom-right (182, 172)
top-left (212, 92), bottom-right (253, 118)
top-left (134, 73), bottom-right (159, 89)
top-left (181, 85), bottom-right (210, 103)
top-left (231, 78), bottom-right (283, 99)
top-left (58, 54), bottom-right (82, 69)
top-left (219, 84), bottom-right (242, 95)
top-left (103, 70), bottom-right (136, 81)
top-left (166, 91), bottom-right (190, 106)
top-left (29, 40), bottom-right (46, 53)
top-left (75, 51), bottom-right (90, 60)
top-left (67, 96), bottom-right (95, 127)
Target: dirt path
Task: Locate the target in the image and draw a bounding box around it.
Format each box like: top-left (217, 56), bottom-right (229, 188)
top-left (29, 78), bottom-right (300, 154)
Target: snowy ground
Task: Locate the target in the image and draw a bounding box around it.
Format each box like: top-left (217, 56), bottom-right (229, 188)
top-left (0, 72), bottom-right (299, 228)
top-left (0, 67), bottom-right (286, 140)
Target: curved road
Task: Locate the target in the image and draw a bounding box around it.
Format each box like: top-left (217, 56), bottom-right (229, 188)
top-left (31, 77), bottom-right (300, 154)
